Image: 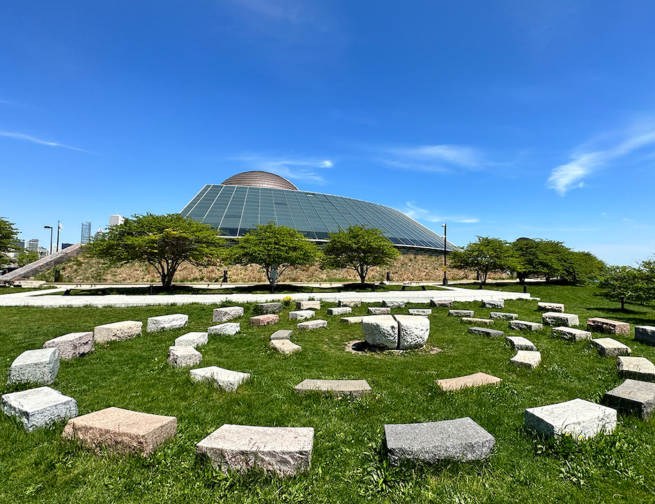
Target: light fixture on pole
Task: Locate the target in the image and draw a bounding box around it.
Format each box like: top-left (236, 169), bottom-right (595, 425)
top-left (56, 221), bottom-right (62, 252)
top-left (44, 226), bottom-right (53, 255)
top-left (442, 223), bottom-right (448, 286)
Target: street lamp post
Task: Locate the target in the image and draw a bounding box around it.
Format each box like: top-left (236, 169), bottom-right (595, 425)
top-left (44, 226), bottom-right (53, 255)
top-left (56, 221), bottom-right (61, 252)
top-left (442, 223), bottom-right (448, 286)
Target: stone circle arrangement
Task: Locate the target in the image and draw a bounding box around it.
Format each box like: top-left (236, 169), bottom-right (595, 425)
top-left (3, 296), bottom-right (655, 479)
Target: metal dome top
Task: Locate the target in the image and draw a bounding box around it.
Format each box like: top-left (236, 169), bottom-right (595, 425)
top-left (221, 171), bottom-right (299, 191)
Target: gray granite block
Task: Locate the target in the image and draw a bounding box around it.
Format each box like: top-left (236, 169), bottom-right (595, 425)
top-left (147, 314), bottom-right (188, 332)
top-left (270, 330), bottom-right (293, 341)
top-left (468, 327), bottom-right (504, 337)
top-left (552, 327), bottom-right (592, 342)
top-left (449, 310), bottom-right (474, 317)
top-left (506, 336), bottom-right (536, 351)
top-left (509, 320), bottom-right (543, 332)
top-left (542, 312), bottom-right (579, 327)
top-left (294, 379), bottom-right (372, 397)
top-left (385, 417), bottom-right (495, 465)
top-left (363, 315), bottom-right (398, 349)
top-left (208, 323), bottom-right (240, 336)
top-left (174, 332), bottom-right (208, 348)
top-left (462, 317), bottom-right (494, 325)
top-left (635, 326), bottom-right (655, 346)
top-left (603, 379), bottom-right (655, 420)
top-left (368, 307), bottom-right (391, 315)
top-left (270, 340), bottom-right (302, 354)
top-left (8, 349), bottom-right (60, 385)
top-left (190, 367), bottom-right (250, 391)
top-left (591, 338), bottom-right (631, 357)
top-left (256, 302), bottom-right (283, 314)
top-left (382, 300), bottom-right (405, 308)
top-left (338, 299), bottom-right (361, 308)
top-left (94, 321), bottom-right (142, 343)
top-left (408, 309), bottom-right (432, 316)
top-left (297, 320), bottom-right (327, 330)
top-left (395, 315), bottom-right (429, 349)
top-left (341, 317), bottom-right (364, 324)
top-left (525, 398), bottom-right (617, 438)
top-left (430, 299), bottom-right (453, 307)
top-left (617, 356), bottom-right (655, 382)
top-left (436, 373), bottom-right (502, 392)
top-left (168, 346), bottom-right (202, 367)
top-left (2, 387), bottom-right (78, 432)
top-left (296, 301), bottom-right (321, 311)
top-left (43, 332), bottom-right (94, 360)
top-left (197, 424), bottom-right (314, 476)
top-left (538, 302), bottom-right (564, 312)
top-left (327, 307), bottom-right (352, 316)
top-left (490, 312), bottom-right (518, 320)
top-left (213, 307), bottom-right (244, 323)
top-left (510, 351), bottom-right (541, 369)
top-left (482, 299), bottom-right (504, 309)
top-left (289, 310), bottom-right (315, 320)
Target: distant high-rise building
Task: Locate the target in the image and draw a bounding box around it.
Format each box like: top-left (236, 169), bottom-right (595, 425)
top-left (61, 243), bottom-right (73, 249)
top-left (94, 228), bottom-right (104, 240)
top-left (109, 214), bottom-right (125, 227)
top-left (81, 222), bottom-right (91, 244)
top-left (38, 246), bottom-right (48, 258)
top-left (14, 240), bottom-right (25, 249)
top-left (27, 239), bottom-right (39, 252)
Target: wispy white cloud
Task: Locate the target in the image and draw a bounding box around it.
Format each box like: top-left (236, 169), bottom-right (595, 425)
top-left (548, 125), bottom-right (655, 195)
top-left (403, 202), bottom-right (479, 224)
top-left (378, 144), bottom-right (489, 174)
top-left (233, 155), bottom-right (333, 184)
top-left (0, 131), bottom-right (91, 153)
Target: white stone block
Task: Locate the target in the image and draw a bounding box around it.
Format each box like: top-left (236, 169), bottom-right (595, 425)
top-left (341, 317), bottom-right (363, 324)
top-left (449, 310), bottom-right (474, 317)
top-left (296, 301), bottom-right (321, 310)
top-left (297, 320), bottom-right (327, 330)
top-left (368, 307), bottom-right (391, 315)
top-left (190, 366), bottom-right (250, 391)
top-left (43, 332), bottom-right (94, 360)
top-left (362, 315), bottom-right (398, 349)
top-left (208, 323), bottom-right (240, 336)
top-left (490, 312), bottom-right (518, 320)
top-left (338, 299), bottom-right (361, 307)
top-left (174, 332), bottom-right (208, 348)
top-left (538, 302), bottom-right (564, 312)
top-left (213, 307), bottom-right (244, 323)
top-left (525, 398), bottom-right (617, 439)
top-left (552, 327), bottom-right (591, 341)
top-left (289, 310), bottom-right (315, 320)
top-left (382, 300), bottom-right (405, 308)
top-left (509, 320), bottom-right (543, 332)
top-left (2, 387), bottom-right (77, 432)
top-left (270, 330), bottom-right (293, 341)
top-left (542, 312), bottom-right (579, 327)
top-left (430, 299), bottom-right (453, 307)
top-left (395, 315), bottom-right (429, 349)
top-left (506, 336), bottom-right (536, 351)
top-left (168, 346), bottom-right (202, 367)
top-left (147, 314), bottom-right (188, 332)
top-left (8, 349), bottom-right (60, 385)
top-left (94, 321), bottom-right (142, 343)
top-left (617, 356), bottom-right (655, 382)
top-left (510, 350), bottom-right (541, 369)
top-left (591, 338), bottom-right (631, 357)
top-left (270, 340), bottom-right (302, 354)
top-left (482, 299), bottom-right (504, 309)
top-left (327, 307), bottom-right (351, 316)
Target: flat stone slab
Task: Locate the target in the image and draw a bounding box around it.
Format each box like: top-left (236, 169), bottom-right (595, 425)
top-left (635, 326), bottom-right (655, 346)
top-left (587, 318), bottom-right (630, 336)
top-left (339, 299), bottom-right (361, 307)
top-left (363, 315), bottom-right (398, 349)
top-left (289, 310), bottom-right (315, 320)
top-left (490, 312), bottom-right (518, 320)
top-left (382, 300), bottom-right (405, 308)
top-left (449, 310), bottom-right (474, 317)
top-left (385, 417), bottom-right (495, 465)
top-left (591, 338), bottom-right (631, 357)
top-left (296, 301), bottom-right (321, 310)
top-left (506, 336), bottom-right (536, 351)
top-left (395, 315), bottom-right (429, 349)
top-left (603, 379), bottom-right (655, 420)
top-left (509, 320), bottom-right (543, 332)
top-left (542, 312), bottom-right (579, 327)
top-left (8, 348), bottom-right (60, 385)
top-left (430, 299), bottom-right (453, 307)
top-left (294, 379), bottom-right (372, 396)
top-left (552, 327), bottom-right (592, 342)
top-left (250, 314), bottom-right (279, 326)
top-left (327, 307), bottom-right (351, 316)
top-left (168, 346), bottom-right (202, 367)
top-left (174, 332), bottom-right (208, 348)
top-left (256, 302), bottom-right (283, 314)
top-left (190, 366), bottom-right (250, 391)
top-left (525, 398), bottom-right (617, 438)
top-left (510, 351), bottom-right (541, 369)
top-left (617, 356), bottom-right (655, 382)
top-left (482, 299), bottom-right (504, 309)
top-left (468, 327), bottom-right (504, 337)
top-left (436, 372), bottom-right (502, 392)
top-left (197, 424), bottom-right (314, 476)
top-left (270, 340), bottom-right (302, 354)
top-left (2, 387), bottom-right (78, 432)
top-left (341, 316), bottom-right (364, 324)
top-left (538, 302), bottom-right (564, 312)
top-left (147, 314), bottom-right (188, 332)
top-left (43, 332), bottom-right (94, 360)
top-left (270, 330), bottom-right (293, 341)
top-left (368, 307), bottom-right (391, 315)
top-left (462, 317), bottom-right (494, 325)
top-left (94, 321), bottom-right (142, 343)
top-left (297, 319), bottom-right (327, 330)
top-left (62, 407), bottom-right (177, 457)
top-left (208, 323), bottom-right (240, 335)
top-left (213, 306), bottom-right (244, 323)
top-left (408, 309), bottom-right (432, 316)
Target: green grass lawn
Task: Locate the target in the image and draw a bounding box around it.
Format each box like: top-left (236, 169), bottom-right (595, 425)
top-left (1, 285), bottom-right (654, 503)
top-left (0, 286), bottom-right (57, 296)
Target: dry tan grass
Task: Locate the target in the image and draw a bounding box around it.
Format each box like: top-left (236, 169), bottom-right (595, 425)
top-left (42, 254), bottom-right (511, 284)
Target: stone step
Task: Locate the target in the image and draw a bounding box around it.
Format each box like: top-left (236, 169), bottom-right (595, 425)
top-left (296, 301), bottom-right (320, 310)
top-left (338, 299), bottom-right (361, 308)
top-left (509, 320), bottom-right (543, 332)
top-left (449, 310), bottom-right (474, 317)
top-left (430, 299), bottom-right (453, 307)
top-left (250, 314), bottom-right (279, 326)
top-left (461, 317), bottom-right (493, 325)
top-left (327, 307), bottom-right (352, 316)
top-left (289, 310), bottom-right (315, 320)
top-left (270, 340), bottom-right (302, 354)
top-left (482, 299), bottom-right (504, 309)
top-left (603, 379), bottom-right (655, 420)
top-left (635, 326), bottom-right (655, 346)
top-left (94, 321), bottom-right (142, 343)
top-left (174, 332), bottom-right (208, 348)
top-left (408, 308), bottom-right (432, 316)
top-left (190, 367), bottom-right (250, 391)
top-left (213, 306), bottom-right (244, 323)
top-left (542, 312), bottom-right (579, 327)
top-left (525, 398), bottom-right (617, 439)
top-left (617, 356), bottom-right (655, 382)
top-left (587, 318), bottom-right (630, 336)
top-left (147, 314), bottom-right (188, 332)
top-left (294, 379), bottom-right (372, 396)
top-left (506, 336), bottom-right (536, 351)
top-left (256, 302), bottom-right (282, 314)
top-left (43, 332), bottom-right (94, 360)
top-left (436, 372), bottom-right (502, 391)
top-left (552, 327), bottom-right (591, 341)
top-left (382, 300), bottom-right (405, 308)
top-left (368, 307), bottom-right (390, 315)
top-left (490, 312), bottom-right (518, 320)
top-left (8, 348), bottom-right (60, 385)
top-left (208, 323), bottom-right (240, 335)
top-left (468, 327), bottom-right (504, 337)
top-left (270, 330), bottom-right (293, 341)
top-left (510, 350), bottom-right (541, 369)
top-left (591, 338), bottom-right (631, 357)
top-left (297, 320), bottom-right (328, 330)
top-left (538, 302), bottom-right (564, 312)
top-left (2, 386), bottom-right (78, 432)
top-left (168, 346), bottom-right (202, 367)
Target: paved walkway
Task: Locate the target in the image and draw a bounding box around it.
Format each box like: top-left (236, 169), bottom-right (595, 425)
top-left (0, 285), bottom-right (535, 308)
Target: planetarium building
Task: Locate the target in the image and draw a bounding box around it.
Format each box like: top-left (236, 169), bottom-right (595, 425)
top-left (181, 171), bottom-right (457, 254)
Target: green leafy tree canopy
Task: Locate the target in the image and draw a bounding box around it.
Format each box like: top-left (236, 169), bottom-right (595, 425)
top-left (226, 222), bottom-right (319, 292)
top-left (85, 213), bottom-right (225, 288)
top-left (321, 225), bottom-right (400, 284)
top-left (449, 236), bottom-right (517, 284)
top-left (598, 265), bottom-right (644, 310)
top-left (0, 217), bottom-right (19, 267)
top-left (16, 249), bottom-right (40, 267)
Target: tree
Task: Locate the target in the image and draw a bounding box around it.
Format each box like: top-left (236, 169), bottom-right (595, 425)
top-left (320, 225), bottom-right (400, 284)
top-left (85, 213), bottom-right (225, 288)
top-left (560, 250), bottom-right (606, 285)
top-left (598, 265), bottom-right (644, 310)
top-left (0, 217), bottom-right (19, 267)
top-left (226, 223), bottom-right (319, 293)
top-left (16, 249), bottom-right (40, 267)
top-left (449, 236), bottom-right (517, 284)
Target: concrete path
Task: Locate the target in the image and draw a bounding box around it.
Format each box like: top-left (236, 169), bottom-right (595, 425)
top-left (0, 285), bottom-right (534, 308)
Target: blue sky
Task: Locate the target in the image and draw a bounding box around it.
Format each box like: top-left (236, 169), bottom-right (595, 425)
top-left (2, 1), bottom-right (655, 265)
